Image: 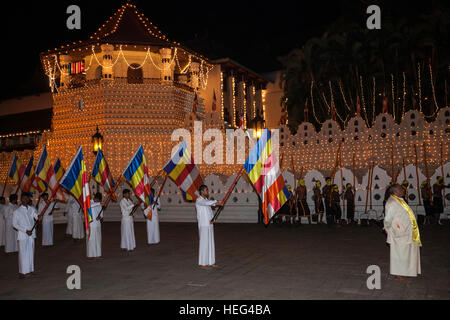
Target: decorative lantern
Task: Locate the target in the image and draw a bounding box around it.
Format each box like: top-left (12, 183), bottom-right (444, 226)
top-left (91, 126), bottom-right (103, 155)
top-left (250, 113), bottom-right (265, 139)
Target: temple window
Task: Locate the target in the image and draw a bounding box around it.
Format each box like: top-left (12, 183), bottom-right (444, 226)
top-left (127, 64), bottom-right (143, 84)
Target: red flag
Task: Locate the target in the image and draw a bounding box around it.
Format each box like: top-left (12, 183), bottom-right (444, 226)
top-left (212, 89), bottom-right (217, 111)
top-left (192, 92), bottom-right (198, 113)
top-left (304, 99), bottom-right (308, 121)
top-left (356, 96), bottom-right (361, 116)
top-left (382, 95), bottom-right (388, 113)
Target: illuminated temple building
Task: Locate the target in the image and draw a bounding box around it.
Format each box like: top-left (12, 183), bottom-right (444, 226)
top-left (0, 3), bottom-right (448, 223)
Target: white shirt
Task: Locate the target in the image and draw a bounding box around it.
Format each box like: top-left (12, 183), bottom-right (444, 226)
top-left (89, 201), bottom-right (103, 228)
top-left (120, 198), bottom-right (135, 218)
top-left (4, 203), bottom-right (18, 224)
top-left (12, 205), bottom-right (38, 240)
top-left (38, 201), bottom-right (55, 221)
top-left (195, 196), bottom-right (217, 227)
top-left (70, 198), bottom-right (82, 216)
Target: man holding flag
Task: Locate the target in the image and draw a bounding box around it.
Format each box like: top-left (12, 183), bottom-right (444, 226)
top-left (59, 147), bottom-right (93, 253)
top-left (35, 146), bottom-right (65, 201)
top-left (122, 145), bottom-right (153, 251)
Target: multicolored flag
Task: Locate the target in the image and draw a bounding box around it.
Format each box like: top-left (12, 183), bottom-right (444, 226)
top-left (36, 146), bottom-right (65, 200)
top-left (54, 158), bottom-right (65, 181)
top-left (212, 89), bottom-right (217, 111)
top-left (8, 153), bottom-right (26, 184)
top-left (239, 113), bottom-right (245, 130)
top-left (60, 146), bottom-right (92, 231)
top-left (122, 145), bottom-right (152, 211)
top-left (163, 140), bottom-right (203, 201)
top-left (244, 128), bottom-right (290, 225)
top-left (30, 164), bottom-right (48, 193)
top-left (20, 156), bottom-right (35, 192)
top-left (92, 149), bottom-right (116, 201)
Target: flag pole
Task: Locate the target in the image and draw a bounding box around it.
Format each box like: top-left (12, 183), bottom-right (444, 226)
top-left (102, 176), bottom-right (123, 210)
top-left (1, 174), bottom-right (7, 197)
top-left (149, 169), bottom-right (164, 189)
top-left (440, 141), bottom-right (446, 207)
top-left (414, 144), bottom-right (422, 206)
top-left (30, 177), bottom-right (63, 233)
top-left (148, 174), bottom-right (169, 221)
top-left (14, 167), bottom-right (27, 195)
top-left (211, 167), bottom-right (245, 223)
top-left (364, 162), bottom-right (373, 215)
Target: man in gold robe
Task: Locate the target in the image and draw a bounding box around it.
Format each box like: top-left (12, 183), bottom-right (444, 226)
top-left (383, 184), bottom-right (421, 283)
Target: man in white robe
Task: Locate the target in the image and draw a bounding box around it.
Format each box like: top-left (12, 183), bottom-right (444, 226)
top-left (384, 184), bottom-right (421, 283)
top-left (120, 189), bottom-right (138, 251)
top-left (64, 195), bottom-right (74, 237)
top-left (145, 188), bottom-right (160, 245)
top-left (4, 194), bottom-right (19, 254)
top-left (0, 196), bottom-right (6, 247)
top-left (38, 193), bottom-right (56, 247)
top-left (12, 192), bottom-right (38, 278)
top-left (195, 185), bottom-right (221, 270)
top-left (70, 196), bottom-right (85, 241)
top-left (87, 192), bottom-right (103, 260)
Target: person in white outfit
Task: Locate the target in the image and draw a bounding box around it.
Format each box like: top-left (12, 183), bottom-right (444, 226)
top-left (384, 184), bottom-right (421, 283)
top-left (0, 196), bottom-right (6, 248)
top-left (70, 196), bottom-right (85, 241)
top-left (4, 194), bottom-right (19, 254)
top-left (87, 192), bottom-right (104, 260)
top-left (120, 189), bottom-right (138, 251)
top-left (145, 188), bottom-right (160, 245)
top-left (64, 195), bottom-right (74, 238)
top-left (38, 193), bottom-right (57, 247)
top-left (12, 192), bottom-right (38, 278)
top-left (195, 185), bottom-right (221, 270)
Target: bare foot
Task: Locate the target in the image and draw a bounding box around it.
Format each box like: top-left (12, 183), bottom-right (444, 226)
top-left (394, 275), bottom-right (410, 283)
top-left (200, 266), bottom-right (212, 270)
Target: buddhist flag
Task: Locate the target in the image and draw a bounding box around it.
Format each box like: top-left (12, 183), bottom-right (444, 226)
top-left (8, 153), bottom-right (26, 184)
top-left (244, 128), bottom-right (290, 225)
top-left (20, 156), bottom-right (35, 192)
top-left (36, 146), bottom-right (65, 200)
top-left (60, 146), bottom-right (93, 230)
top-left (163, 140), bottom-right (203, 201)
top-left (212, 89), bottom-right (217, 111)
top-left (122, 145), bottom-right (153, 211)
top-left (192, 92), bottom-right (199, 113)
top-left (92, 149), bottom-right (116, 201)
top-left (54, 158), bottom-right (65, 181)
top-left (30, 165), bottom-right (48, 193)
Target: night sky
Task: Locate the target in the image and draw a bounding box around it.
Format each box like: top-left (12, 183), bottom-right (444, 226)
top-left (0, 0), bottom-right (433, 100)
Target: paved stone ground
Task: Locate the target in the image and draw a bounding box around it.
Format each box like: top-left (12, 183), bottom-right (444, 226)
top-left (0, 221), bottom-right (449, 300)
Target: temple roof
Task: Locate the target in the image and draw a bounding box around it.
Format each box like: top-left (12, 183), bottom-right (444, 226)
top-left (42, 2), bottom-right (207, 60)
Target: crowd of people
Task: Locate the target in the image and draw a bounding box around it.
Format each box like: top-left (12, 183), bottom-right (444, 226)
top-left (276, 176), bottom-right (449, 226)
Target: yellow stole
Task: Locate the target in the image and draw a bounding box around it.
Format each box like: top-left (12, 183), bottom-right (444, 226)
top-left (392, 195), bottom-right (422, 246)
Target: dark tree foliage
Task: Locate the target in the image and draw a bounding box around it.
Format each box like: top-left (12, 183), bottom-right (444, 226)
top-left (279, 0), bottom-right (450, 132)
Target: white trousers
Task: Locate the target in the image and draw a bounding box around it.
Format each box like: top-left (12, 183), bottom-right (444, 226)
top-left (66, 212), bottom-right (73, 235)
top-left (42, 218), bottom-right (53, 246)
top-left (0, 216), bottom-right (5, 246)
top-left (121, 218), bottom-right (136, 250)
top-left (5, 220), bottom-right (18, 253)
top-left (18, 237), bottom-right (34, 275)
top-left (86, 226), bottom-right (102, 257)
top-left (390, 242), bottom-right (421, 277)
top-left (72, 214), bottom-right (85, 239)
top-left (146, 211), bottom-right (160, 244)
top-left (198, 225), bottom-right (215, 266)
